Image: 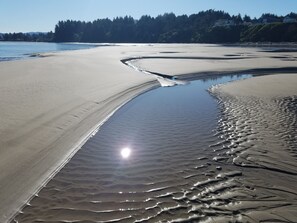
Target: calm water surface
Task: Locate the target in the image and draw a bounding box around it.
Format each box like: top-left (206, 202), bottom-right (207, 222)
top-left (14, 74), bottom-right (254, 222)
top-left (0, 41), bottom-right (96, 61)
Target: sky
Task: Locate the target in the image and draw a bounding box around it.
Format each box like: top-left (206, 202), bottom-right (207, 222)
top-left (0, 0), bottom-right (296, 33)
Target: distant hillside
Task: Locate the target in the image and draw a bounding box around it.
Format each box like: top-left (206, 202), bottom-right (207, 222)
top-left (1, 10), bottom-right (297, 43)
top-left (240, 23), bottom-right (297, 42)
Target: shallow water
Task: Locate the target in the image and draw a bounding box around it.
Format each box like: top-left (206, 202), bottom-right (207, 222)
top-left (13, 74), bottom-right (297, 222)
top-left (0, 42), bottom-right (96, 61)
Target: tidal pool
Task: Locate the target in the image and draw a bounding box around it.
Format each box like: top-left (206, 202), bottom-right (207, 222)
top-left (19, 74), bottom-right (295, 223)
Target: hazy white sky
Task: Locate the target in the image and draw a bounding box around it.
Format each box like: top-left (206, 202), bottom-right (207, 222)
top-left (0, 0), bottom-right (296, 32)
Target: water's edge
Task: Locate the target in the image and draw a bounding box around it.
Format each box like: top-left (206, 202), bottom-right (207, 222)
top-left (11, 72), bottom-right (254, 222)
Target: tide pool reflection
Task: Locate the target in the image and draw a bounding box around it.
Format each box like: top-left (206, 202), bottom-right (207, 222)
top-left (121, 147), bottom-right (131, 159)
top-left (15, 74), bottom-right (256, 222)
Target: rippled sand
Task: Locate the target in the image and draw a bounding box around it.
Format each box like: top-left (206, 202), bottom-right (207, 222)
top-left (209, 74), bottom-right (297, 222)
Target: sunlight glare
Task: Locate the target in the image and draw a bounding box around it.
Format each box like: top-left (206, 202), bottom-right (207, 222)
top-left (121, 147), bottom-right (131, 159)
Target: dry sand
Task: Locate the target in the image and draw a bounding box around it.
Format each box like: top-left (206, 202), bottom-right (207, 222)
top-left (1, 44), bottom-right (297, 222)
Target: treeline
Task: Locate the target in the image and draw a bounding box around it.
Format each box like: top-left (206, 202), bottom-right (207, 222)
top-left (54, 11), bottom-right (233, 42)
top-left (0, 32), bottom-right (54, 42)
top-left (1, 10), bottom-right (297, 43)
top-left (53, 11), bottom-right (297, 43)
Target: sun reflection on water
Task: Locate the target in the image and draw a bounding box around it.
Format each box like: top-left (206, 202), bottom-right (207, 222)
top-left (121, 147), bottom-right (131, 159)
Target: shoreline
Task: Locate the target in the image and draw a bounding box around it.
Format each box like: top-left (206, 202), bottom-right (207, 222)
top-left (0, 45), bottom-right (157, 222)
top-left (1, 44), bottom-right (297, 222)
top-left (9, 80), bottom-right (158, 223)
top-left (0, 42), bottom-right (100, 63)
top-left (5, 81), bottom-right (159, 222)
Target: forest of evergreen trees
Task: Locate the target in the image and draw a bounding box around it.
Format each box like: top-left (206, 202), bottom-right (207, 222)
top-left (1, 10), bottom-right (297, 43)
top-left (0, 32), bottom-right (54, 42)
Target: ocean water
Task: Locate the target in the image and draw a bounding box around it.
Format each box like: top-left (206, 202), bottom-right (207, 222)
top-left (0, 41), bottom-right (96, 61)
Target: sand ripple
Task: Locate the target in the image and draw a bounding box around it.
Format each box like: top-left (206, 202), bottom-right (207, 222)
top-left (208, 81), bottom-right (297, 222)
top-left (212, 93), bottom-right (297, 175)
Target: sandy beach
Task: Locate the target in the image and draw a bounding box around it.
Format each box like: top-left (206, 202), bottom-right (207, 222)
top-left (1, 44), bottom-right (297, 222)
top-left (0, 45), bottom-right (156, 222)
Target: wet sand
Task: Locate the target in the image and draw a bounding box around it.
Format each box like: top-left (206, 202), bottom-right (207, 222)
top-left (1, 44), bottom-right (297, 222)
top-left (210, 74), bottom-right (297, 174)
top-left (209, 74), bottom-right (297, 222)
